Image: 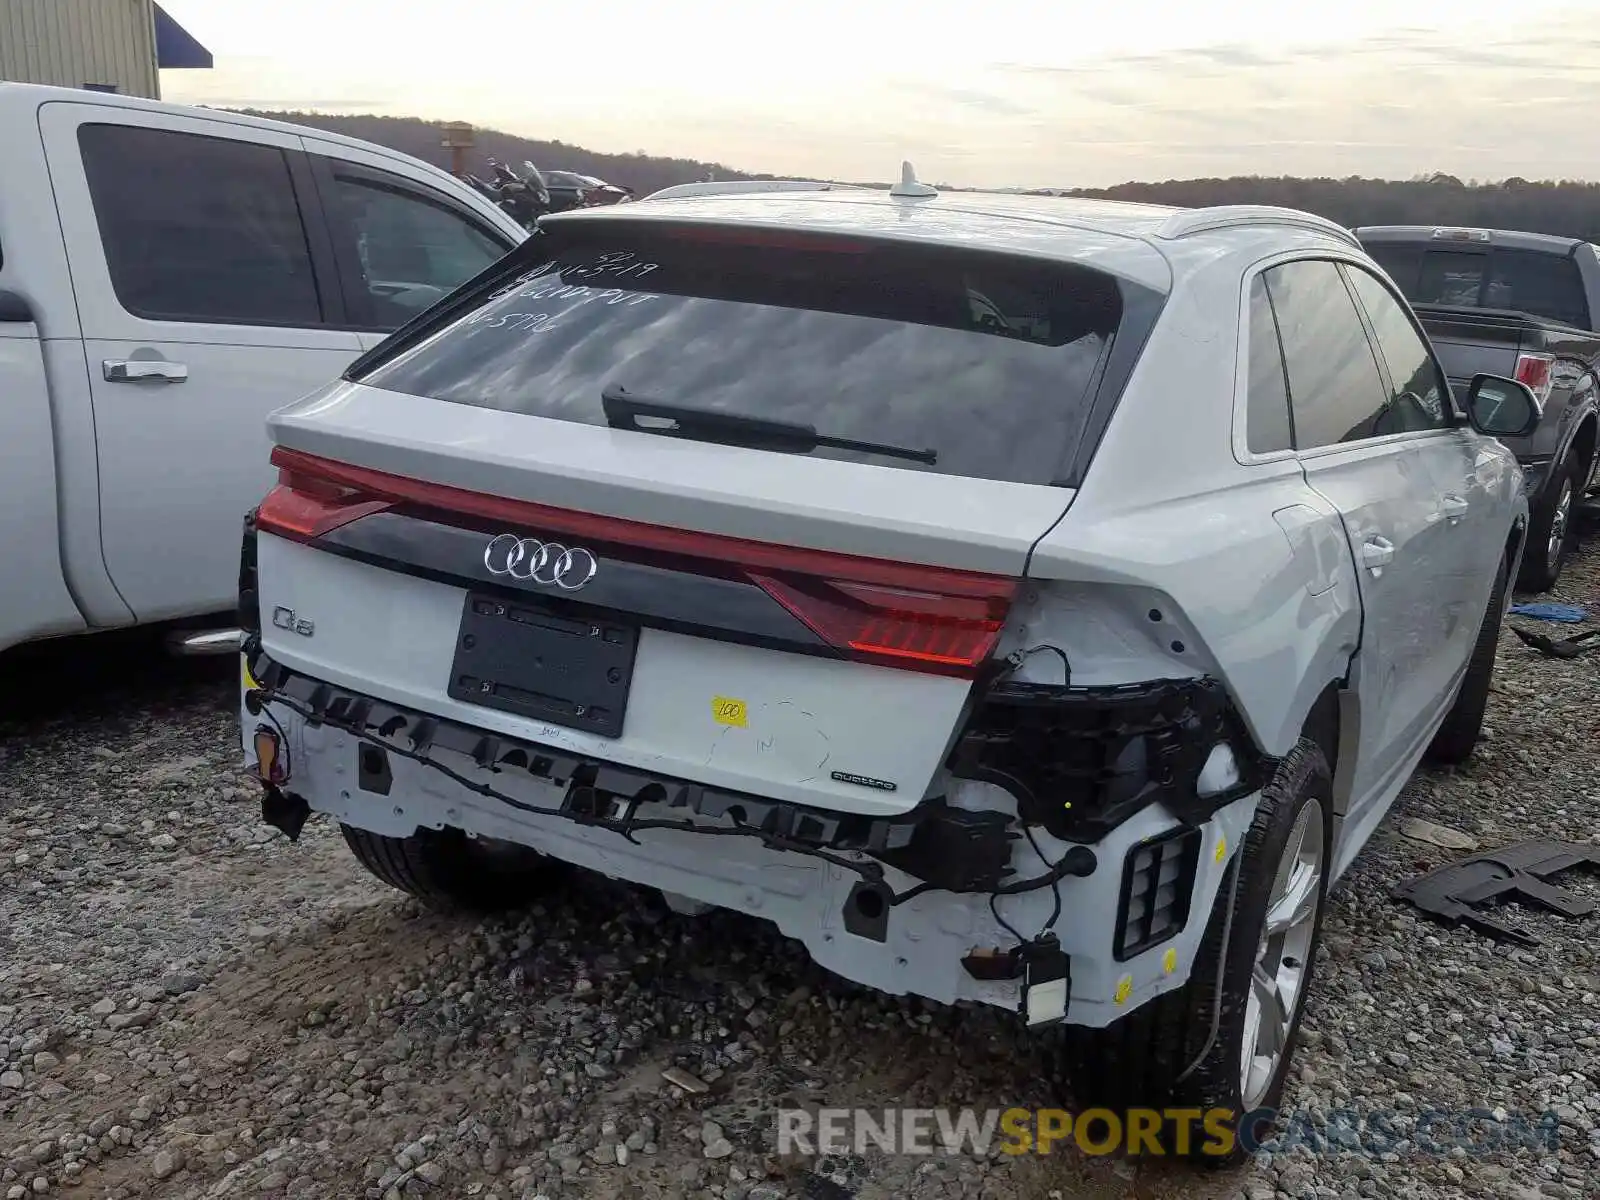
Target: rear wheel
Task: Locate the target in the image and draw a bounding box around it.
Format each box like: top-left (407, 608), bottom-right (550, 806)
top-left (1425, 554), bottom-right (1507, 765)
top-left (1518, 457), bottom-right (1577, 592)
top-left (1057, 739), bottom-right (1333, 1166)
top-left (342, 824), bottom-right (560, 913)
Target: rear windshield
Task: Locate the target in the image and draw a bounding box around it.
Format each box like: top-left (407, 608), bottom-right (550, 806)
top-left (353, 222), bottom-right (1143, 487)
top-left (1365, 243), bottom-right (1591, 329)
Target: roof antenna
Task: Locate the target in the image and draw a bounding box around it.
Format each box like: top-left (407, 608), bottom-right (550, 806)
top-left (888, 160), bottom-right (938, 199)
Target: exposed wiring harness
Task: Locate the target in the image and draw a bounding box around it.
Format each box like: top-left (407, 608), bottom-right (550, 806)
top-left (247, 683), bottom-right (1094, 908)
top-left (1005, 644), bottom-right (1072, 687)
top-left (959, 643), bottom-right (1078, 946)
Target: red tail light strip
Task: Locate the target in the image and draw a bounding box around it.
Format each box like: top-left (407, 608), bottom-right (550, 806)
top-left (256, 447), bottom-right (1017, 676)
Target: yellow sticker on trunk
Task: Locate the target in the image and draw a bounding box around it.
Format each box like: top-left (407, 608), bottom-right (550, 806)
top-left (711, 696), bottom-right (748, 727)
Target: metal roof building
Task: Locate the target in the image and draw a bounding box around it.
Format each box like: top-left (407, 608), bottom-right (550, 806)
top-left (0, 0), bottom-right (210, 99)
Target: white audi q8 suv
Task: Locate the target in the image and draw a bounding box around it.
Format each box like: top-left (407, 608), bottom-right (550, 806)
top-left (238, 170), bottom-right (1537, 1159)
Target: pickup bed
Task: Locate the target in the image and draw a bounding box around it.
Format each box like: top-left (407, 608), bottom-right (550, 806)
top-left (0, 83), bottom-right (525, 662)
top-left (1355, 226), bottom-right (1600, 590)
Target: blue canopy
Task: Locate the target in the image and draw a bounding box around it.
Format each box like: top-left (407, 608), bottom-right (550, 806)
top-left (154, 5), bottom-right (212, 70)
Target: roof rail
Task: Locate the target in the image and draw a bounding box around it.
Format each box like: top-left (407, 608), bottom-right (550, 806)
top-left (1157, 205), bottom-right (1360, 249)
top-left (640, 179), bottom-right (865, 202)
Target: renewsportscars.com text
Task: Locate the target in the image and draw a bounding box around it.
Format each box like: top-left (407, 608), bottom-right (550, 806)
top-left (776, 1106), bottom-right (1565, 1159)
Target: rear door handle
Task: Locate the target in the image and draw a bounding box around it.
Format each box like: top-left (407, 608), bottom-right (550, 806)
top-left (1439, 494), bottom-right (1470, 525)
top-left (1361, 535), bottom-right (1396, 576)
top-left (103, 359), bottom-right (188, 383)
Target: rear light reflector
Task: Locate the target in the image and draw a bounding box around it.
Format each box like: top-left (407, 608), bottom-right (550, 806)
top-left (253, 725), bottom-right (288, 785)
top-left (1514, 352), bottom-right (1555, 405)
top-left (256, 465), bottom-right (391, 541)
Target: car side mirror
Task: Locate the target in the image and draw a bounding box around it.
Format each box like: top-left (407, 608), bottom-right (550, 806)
top-left (1465, 373), bottom-right (1541, 438)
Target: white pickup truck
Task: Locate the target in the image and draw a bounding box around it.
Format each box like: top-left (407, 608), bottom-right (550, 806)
top-left (0, 83), bottom-right (526, 660)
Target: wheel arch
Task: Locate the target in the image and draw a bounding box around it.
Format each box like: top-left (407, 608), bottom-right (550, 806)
top-left (1505, 515), bottom-right (1528, 582)
top-left (1297, 677), bottom-right (1356, 827)
top-left (1569, 412), bottom-right (1598, 489)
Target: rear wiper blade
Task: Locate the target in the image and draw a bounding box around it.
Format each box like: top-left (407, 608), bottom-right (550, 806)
top-left (601, 386), bottom-right (937, 465)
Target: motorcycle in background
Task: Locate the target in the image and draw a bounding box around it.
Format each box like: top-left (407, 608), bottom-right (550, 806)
top-left (457, 158), bottom-right (552, 230)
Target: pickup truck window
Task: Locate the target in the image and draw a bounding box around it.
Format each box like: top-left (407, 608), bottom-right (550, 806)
top-left (1263, 260), bottom-right (1392, 450)
top-left (77, 124), bottom-right (322, 327)
top-left (1367, 243), bottom-right (1591, 330)
top-left (1344, 266), bottom-right (1452, 434)
top-left (322, 167), bottom-right (509, 331)
top-left (1246, 275), bottom-right (1293, 454)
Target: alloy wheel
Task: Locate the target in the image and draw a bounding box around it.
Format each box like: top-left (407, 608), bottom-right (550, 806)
top-left (1548, 478), bottom-right (1573, 571)
top-left (1239, 797), bottom-right (1325, 1110)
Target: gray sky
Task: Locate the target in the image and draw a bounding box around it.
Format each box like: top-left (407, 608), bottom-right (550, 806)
top-left (159, 0), bottom-right (1600, 189)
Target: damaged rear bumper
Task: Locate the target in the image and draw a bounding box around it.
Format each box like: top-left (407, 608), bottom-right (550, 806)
top-left (241, 648), bottom-right (1265, 1028)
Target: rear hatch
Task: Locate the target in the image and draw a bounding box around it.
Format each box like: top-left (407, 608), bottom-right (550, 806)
top-left (253, 207), bottom-right (1166, 815)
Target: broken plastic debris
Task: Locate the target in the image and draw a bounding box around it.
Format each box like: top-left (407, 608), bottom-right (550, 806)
top-left (1398, 818), bottom-right (1479, 852)
top-left (1391, 840), bottom-right (1600, 946)
top-left (662, 1066), bottom-right (710, 1094)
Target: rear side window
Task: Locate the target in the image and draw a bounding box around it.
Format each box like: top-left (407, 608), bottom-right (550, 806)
top-left (1245, 276), bottom-right (1293, 454)
top-left (356, 225), bottom-right (1144, 487)
top-left (78, 124), bottom-right (321, 326)
top-left (1263, 260), bottom-right (1390, 450)
top-left (1344, 266), bottom-right (1451, 434)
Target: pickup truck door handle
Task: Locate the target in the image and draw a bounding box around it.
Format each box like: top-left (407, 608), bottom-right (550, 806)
top-left (103, 359), bottom-right (188, 383)
top-left (1439, 494), bottom-right (1470, 525)
top-left (1361, 535), bottom-right (1396, 576)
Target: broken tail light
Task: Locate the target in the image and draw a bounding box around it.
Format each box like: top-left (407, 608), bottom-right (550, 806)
top-left (255, 451), bottom-right (392, 542)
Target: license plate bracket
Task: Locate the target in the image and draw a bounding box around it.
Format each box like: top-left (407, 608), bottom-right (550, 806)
top-left (448, 593), bottom-right (637, 739)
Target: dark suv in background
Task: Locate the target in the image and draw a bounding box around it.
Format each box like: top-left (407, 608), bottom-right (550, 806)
top-left (1355, 226), bottom-right (1600, 590)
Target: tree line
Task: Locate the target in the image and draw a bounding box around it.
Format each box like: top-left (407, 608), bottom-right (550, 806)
top-left (235, 113), bottom-right (1600, 240)
top-left (1063, 174), bottom-right (1600, 240)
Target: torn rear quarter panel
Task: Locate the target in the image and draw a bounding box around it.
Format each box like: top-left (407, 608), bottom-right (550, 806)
top-left (950, 676), bottom-right (1267, 842)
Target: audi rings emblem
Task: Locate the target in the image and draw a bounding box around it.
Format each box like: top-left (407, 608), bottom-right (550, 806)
top-left (482, 533), bottom-right (600, 590)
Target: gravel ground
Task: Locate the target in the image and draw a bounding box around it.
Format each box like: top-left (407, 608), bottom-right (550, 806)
top-left (2, 536), bottom-right (1598, 1200)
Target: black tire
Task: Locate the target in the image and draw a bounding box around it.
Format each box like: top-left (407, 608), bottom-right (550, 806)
top-left (341, 823), bottom-right (560, 914)
top-left (1517, 457), bottom-right (1577, 592)
top-left (1425, 554), bottom-right (1507, 765)
top-left (1056, 739), bottom-right (1333, 1167)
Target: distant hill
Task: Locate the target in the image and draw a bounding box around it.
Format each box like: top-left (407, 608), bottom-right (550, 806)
top-left (235, 111), bottom-right (1600, 241)
top-left (1066, 175), bottom-right (1600, 242)
top-left (231, 110), bottom-right (772, 196)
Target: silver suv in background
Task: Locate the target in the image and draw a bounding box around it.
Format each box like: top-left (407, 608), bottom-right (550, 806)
top-left (239, 176), bottom-right (1537, 1160)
